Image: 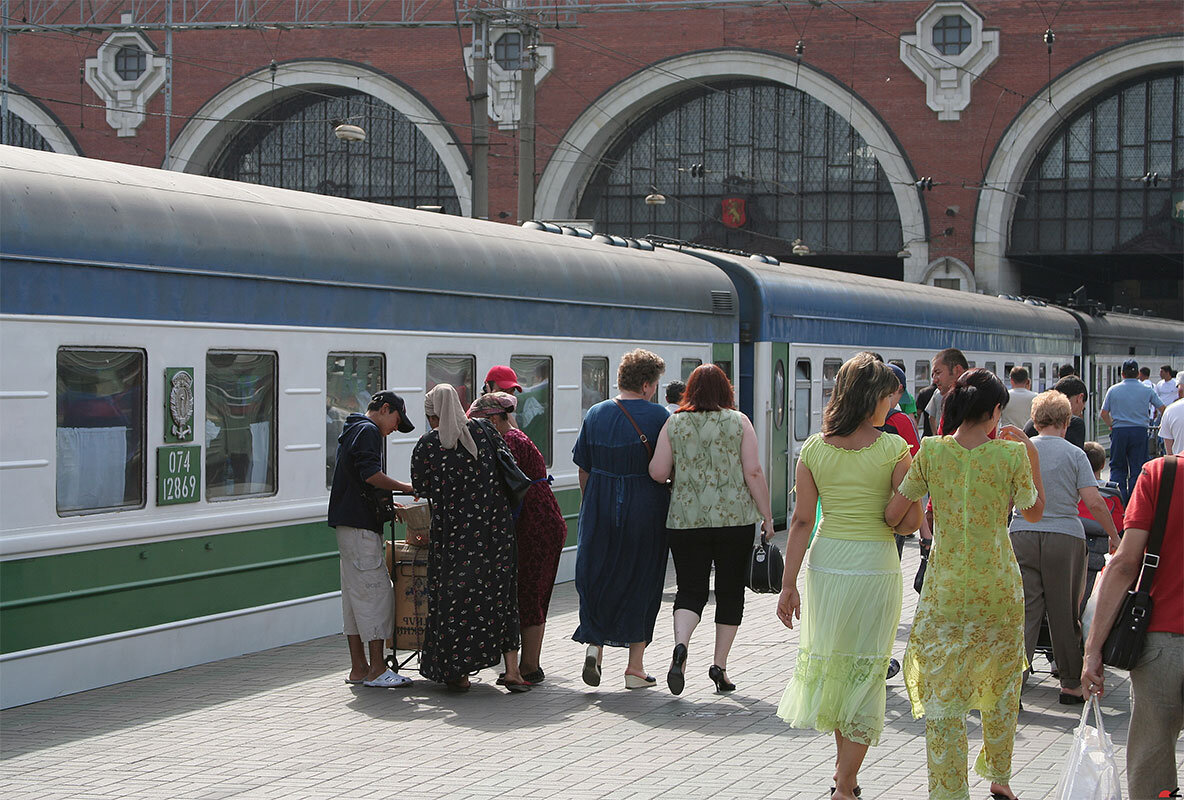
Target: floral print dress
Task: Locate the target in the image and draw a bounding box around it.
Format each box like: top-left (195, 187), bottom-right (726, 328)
top-left (897, 435), bottom-right (1038, 800)
top-left (411, 419), bottom-right (520, 683)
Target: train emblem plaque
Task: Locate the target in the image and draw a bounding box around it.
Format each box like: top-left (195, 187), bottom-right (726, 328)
top-left (164, 367), bottom-right (194, 443)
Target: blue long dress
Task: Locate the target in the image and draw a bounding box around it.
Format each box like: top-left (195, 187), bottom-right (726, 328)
top-left (571, 398), bottom-right (670, 647)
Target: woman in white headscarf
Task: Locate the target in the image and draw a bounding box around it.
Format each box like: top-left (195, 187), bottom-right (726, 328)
top-left (412, 384), bottom-right (529, 693)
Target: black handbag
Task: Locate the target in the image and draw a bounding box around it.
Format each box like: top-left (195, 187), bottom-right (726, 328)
top-left (476, 420), bottom-right (532, 508)
top-left (914, 538), bottom-right (930, 594)
top-left (363, 487), bottom-right (399, 525)
top-left (746, 532), bottom-right (784, 593)
top-left (1101, 455), bottom-right (1176, 669)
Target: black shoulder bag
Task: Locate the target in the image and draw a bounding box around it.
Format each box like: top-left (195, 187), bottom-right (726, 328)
top-left (1101, 455), bottom-right (1177, 669)
top-left (475, 420), bottom-right (533, 509)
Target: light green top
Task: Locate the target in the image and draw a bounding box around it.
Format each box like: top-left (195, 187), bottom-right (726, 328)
top-left (799, 432), bottom-right (908, 542)
top-left (666, 410), bottom-right (761, 529)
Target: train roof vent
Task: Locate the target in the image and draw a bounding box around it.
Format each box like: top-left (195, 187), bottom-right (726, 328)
top-left (711, 290), bottom-right (736, 315)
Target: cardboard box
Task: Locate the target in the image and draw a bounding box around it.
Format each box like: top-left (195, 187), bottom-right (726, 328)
top-left (391, 541), bottom-right (429, 651)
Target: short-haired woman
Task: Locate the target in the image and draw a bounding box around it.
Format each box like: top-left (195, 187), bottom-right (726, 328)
top-left (468, 391), bottom-right (567, 684)
top-left (648, 364), bottom-right (774, 695)
top-left (1009, 391), bottom-right (1120, 704)
top-left (886, 368), bottom-right (1045, 800)
top-left (777, 353), bottom-right (918, 800)
top-left (572, 348), bottom-right (671, 689)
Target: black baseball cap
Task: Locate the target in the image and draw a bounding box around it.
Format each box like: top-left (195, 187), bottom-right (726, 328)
top-left (369, 391), bottom-right (416, 433)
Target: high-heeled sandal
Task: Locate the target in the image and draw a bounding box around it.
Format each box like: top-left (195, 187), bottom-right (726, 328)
top-left (667, 643), bottom-right (687, 695)
top-left (828, 787), bottom-right (861, 797)
top-left (708, 664), bottom-right (735, 692)
top-left (581, 645), bottom-right (602, 687)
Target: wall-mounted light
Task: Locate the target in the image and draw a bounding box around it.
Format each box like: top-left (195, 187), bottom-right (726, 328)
top-left (644, 186), bottom-right (666, 205)
top-left (334, 123), bottom-right (366, 142)
top-left (791, 238), bottom-right (810, 256)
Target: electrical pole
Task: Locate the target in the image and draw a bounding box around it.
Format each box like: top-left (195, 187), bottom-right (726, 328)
top-left (164, 0), bottom-right (173, 168)
top-left (1, 0), bottom-right (9, 147)
top-left (516, 27), bottom-right (536, 223)
top-left (469, 16), bottom-right (489, 220)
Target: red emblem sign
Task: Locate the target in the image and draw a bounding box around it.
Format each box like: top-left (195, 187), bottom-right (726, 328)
top-left (721, 197), bottom-right (746, 229)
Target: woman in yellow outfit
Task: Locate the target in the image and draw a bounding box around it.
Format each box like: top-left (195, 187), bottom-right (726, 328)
top-left (777, 353), bottom-right (919, 800)
top-left (886, 368), bottom-right (1045, 800)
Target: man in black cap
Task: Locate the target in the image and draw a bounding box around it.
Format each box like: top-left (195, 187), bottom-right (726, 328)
top-left (328, 390), bottom-right (416, 688)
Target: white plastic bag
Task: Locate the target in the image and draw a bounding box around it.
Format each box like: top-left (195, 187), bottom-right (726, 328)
top-left (1055, 696), bottom-right (1123, 800)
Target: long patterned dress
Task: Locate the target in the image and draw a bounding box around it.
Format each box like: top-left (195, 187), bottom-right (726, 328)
top-left (897, 436), bottom-right (1038, 800)
top-left (571, 398), bottom-right (670, 647)
top-left (503, 427), bottom-right (568, 627)
top-left (411, 420), bottom-right (520, 682)
top-left (778, 432), bottom-right (908, 746)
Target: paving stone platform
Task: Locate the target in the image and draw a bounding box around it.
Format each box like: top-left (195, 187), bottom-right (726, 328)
top-left (1, 539), bottom-right (1179, 799)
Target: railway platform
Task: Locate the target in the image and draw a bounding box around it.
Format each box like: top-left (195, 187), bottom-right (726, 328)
top-left (1, 539), bottom-right (1177, 800)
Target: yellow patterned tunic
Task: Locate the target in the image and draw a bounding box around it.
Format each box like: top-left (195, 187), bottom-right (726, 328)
top-left (897, 435), bottom-right (1038, 800)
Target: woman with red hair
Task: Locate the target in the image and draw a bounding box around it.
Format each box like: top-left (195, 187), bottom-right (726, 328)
top-left (649, 364), bottom-right (774, 695)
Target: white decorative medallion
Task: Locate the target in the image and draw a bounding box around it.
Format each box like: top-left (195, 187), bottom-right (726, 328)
top-left (900, 2), bottom-right (999, 122)
top-left (84, 15), bottom-right (167, 137)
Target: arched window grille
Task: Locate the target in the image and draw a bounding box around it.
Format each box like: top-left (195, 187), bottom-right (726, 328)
top-left (2, 109), bottom-right (54, 151)
top-left (577, 80), bottom-right (902, 259)
top-left (1011, 70), bottom-right (1183, 256)
top-left (210, 88), bottom-right (461, 214)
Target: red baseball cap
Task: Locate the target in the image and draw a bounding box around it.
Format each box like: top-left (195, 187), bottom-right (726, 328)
top-left (485, 365), bottom-right (523, 392)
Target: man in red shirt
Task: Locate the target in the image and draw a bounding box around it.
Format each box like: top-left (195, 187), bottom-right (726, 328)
top-left (1082, 456), bottom-right (1182, 800)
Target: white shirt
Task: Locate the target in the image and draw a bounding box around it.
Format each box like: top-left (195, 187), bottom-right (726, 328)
top-left (1160, 398), bottom-right (1184, 455)
top-left (1002, 387), bottom-right (1037, 429)
top-left (1155, 377), bottom-right (1179, 409)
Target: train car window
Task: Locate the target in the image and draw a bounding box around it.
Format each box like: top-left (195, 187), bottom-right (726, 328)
top-left (968, 361), bottom-right (976, 368)
top-left (681, 358), bottom-right (702, 380)
top-left (326, 353), bottom-right (386, 488)
top-left (715, 360), bottom-right (733, 381)
top-left (1052, 363), bottom-right (1060, 381)
top-left (511, 355), bottom-right (553, 467)
top-left (427, 355), bottom-right (476, 409)
top-left (56, 348), bottom-right (147, 515)
top-left (986, 361), bottom-right (998, 376)
top-left (1038, 362), bottom-right (1048, 392)
top-left (1023, 363), bottom-right (1033, 384)
top-left (206, 351), bottom-right (277, 500)
top-left (822, 358), bottom-right (842, 414)
top-left (794, 359), bottom-right (812, 440)
top-left (581, 357), bottom-right (609, 415)
top-left (774, 360), bottom-right (786, 429)
top-left (1005, 362), bottom-right (1015, 377)
top-left (915, 360), bottom-right (930, 391)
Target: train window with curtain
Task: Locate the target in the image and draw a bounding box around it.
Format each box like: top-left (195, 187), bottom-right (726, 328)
top-left (1005, 362), bottom-right (1015, 377)
top-left (822, 358), bottom-right (843, 414)
top-left (915, 360), bottom-right (930, 391)
top-left (681, 358), bottom-right (702, 381)
top-left (1039, 362), bottom-right (1048, 391)
top-left (426, 355), bottom-right (475, 410)
top-left (1023, 362), bottom-right (1033, 381)
top-left (56, 348), bottom-right (146, 515)
top-left (206, 351), bottom-right (277, 500)
top-left (511, 355), bottom-right (553, 466)
top-left (581, 356), bottom-right (609, 415)
top-left (986, 361), bottom-right (998, 376)
top-left (326, 353), bottom-right (386, 488)
top-left (794, 359), bottom-right (812, 440)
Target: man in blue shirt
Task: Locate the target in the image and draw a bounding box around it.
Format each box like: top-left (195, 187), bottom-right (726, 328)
top-left (1101, 359), bottom-right (1164, 501)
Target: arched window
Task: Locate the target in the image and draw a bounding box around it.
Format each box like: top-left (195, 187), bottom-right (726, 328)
top-left (210, 88), bottom-right (461, 213)
top-left (3, 109), bottom-right (54, 151)
top-left (1011, 70), bottom-right (1182, 256)
top-left (577, 80), bottom-right (902, 268)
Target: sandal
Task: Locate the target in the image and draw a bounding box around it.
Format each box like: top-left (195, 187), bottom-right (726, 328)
top-left (445, 677), bottom-right (471, 693)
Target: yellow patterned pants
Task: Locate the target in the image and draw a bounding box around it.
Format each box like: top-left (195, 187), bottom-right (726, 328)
top-left (924, 693), bottom-right (1020, 800)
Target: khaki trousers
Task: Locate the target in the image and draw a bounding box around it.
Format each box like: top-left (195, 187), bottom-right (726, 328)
top-left (336, 526), bottom-right (394, 643)
top-left (1009, 530), bottom-right (1087, 689)
top-left (1128, 632), bottom-right (1184, 800)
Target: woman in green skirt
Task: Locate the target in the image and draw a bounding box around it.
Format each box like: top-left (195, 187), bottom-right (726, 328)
top-left (777, 353), bottom-right (919, 800)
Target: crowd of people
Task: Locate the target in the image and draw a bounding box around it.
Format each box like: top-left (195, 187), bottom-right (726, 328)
top-left (326, 351), bottom-right (1182, 800)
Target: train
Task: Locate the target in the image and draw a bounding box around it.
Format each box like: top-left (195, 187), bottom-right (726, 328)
top-left (1, 146), bottom-right (1180, 708)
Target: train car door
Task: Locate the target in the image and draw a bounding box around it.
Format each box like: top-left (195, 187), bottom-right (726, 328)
top-left (770, 343), bottom-right (789, 528)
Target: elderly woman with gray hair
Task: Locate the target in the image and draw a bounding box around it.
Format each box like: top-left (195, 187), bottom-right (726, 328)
top-left (411, 383), bottom-right (529, 693)
top-left (469, 391), bottom-right (567, 684)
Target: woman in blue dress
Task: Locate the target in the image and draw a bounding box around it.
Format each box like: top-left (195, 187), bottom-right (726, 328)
top-left (572, 348), bottom-right (671, 690)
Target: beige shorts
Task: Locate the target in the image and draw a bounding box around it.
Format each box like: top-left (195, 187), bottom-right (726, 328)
top-left (336, 526), bottom-right (394, 643)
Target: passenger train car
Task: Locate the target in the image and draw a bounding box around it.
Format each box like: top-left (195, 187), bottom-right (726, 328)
top-left (1, 147), bottom-right (1180, 707)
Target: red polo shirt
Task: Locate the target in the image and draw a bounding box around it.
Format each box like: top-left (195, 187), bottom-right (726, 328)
top-left (1124, 457), bottom-right (1184, 634)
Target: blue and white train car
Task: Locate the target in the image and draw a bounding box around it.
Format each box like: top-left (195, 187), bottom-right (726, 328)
top-left (0, 147), bottom-right (737, 708)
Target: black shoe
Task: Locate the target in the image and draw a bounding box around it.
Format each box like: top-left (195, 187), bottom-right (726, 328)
top-left (708, 664), bottom-right (735, 692)
top-left (521, 668), bottom-right (545, 684)
top-left (1059, 692), bottom-right (1086, 705)
top-left (829, 787), bottom-right (862, 797)
top-left (886, 657), bottom-right (901, 680)
top-left (581, 645), bottom-right (601, 687)
top-left (667, 643), bottom-right (687, 695)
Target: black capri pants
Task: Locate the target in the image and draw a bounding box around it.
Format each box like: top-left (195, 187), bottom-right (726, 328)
top-left (668, 524), bottom-right (754, 626)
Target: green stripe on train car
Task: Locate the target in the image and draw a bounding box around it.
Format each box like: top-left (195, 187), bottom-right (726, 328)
top-left (0, 522), bottom-right (340, 654)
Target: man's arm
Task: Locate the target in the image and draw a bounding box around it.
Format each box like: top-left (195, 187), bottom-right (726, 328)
top-left (366, 472), bottom-right (413, 494)
top-left (1101, 409), bottom-right (1113, 427)
top-left (1081, 526), bottom-right (1150, 695)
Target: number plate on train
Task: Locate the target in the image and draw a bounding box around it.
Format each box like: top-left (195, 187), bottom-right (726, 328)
top-left (157, 445), bottom-right (201, 506)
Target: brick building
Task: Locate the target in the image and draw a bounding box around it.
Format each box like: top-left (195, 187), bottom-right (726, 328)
top-left (4, 0), bottom-right (1182, 315)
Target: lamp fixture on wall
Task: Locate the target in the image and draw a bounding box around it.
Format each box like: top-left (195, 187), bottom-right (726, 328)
top-left (791, 239), bottom-right (810, 256)
top-left (334, 123), bottom-right (366, 142)
top-left (644, 186), bottom-right (666, 205)
top-left (896, 227), bottom-right (955, 259)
